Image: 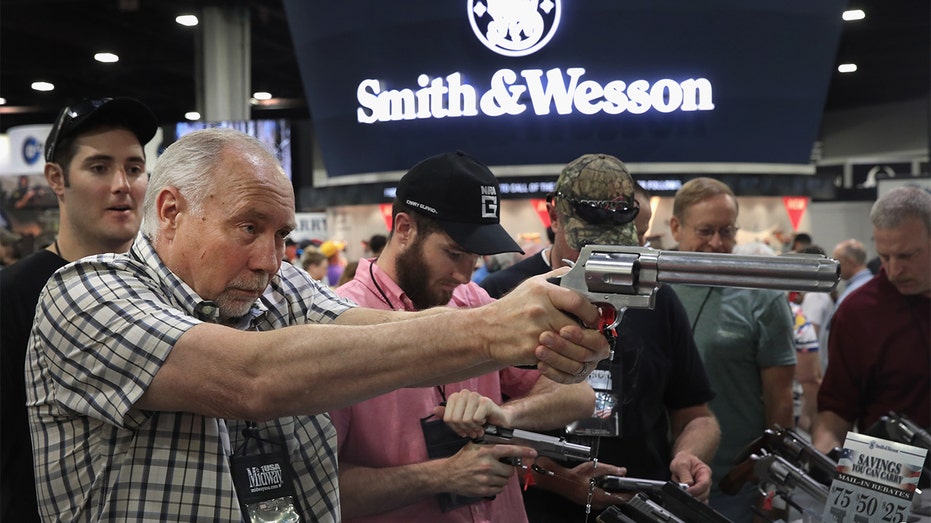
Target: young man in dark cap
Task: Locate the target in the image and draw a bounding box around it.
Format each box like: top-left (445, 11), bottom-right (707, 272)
top-left (482, 154), bottom-right (720, 522)
top-left (0, 97), bottom-right (158, 522)
top-left (331, 151), bottom-right (596, 522)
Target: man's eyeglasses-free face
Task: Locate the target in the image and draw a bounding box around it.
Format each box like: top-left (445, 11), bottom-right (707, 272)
top-left (692, 225), bottom-right (740, 240)
top-left (550, 192), bottom-right (639, 226)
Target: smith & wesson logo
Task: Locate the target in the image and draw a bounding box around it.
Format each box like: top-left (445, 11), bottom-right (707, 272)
top-left (469, 0), bottom-right (561, 57)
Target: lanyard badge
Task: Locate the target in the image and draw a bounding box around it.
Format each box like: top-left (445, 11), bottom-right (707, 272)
top-left (230, 422), bottom-right (303, 522)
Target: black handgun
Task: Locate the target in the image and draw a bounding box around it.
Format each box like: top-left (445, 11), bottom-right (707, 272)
top-left (596, 476), bottom-right (689, 493)
top-left (472, 424), bottom-right (592, 461)
top-left (867, 412), bottom-right (931, 488)
top-left (878, 412), bottom-right (931, 451)
top-left (619, 493), bottom-right (688, 523)
top-left (653, 481), bottom-right (731, 523)
top-left (596, 478), bottom-right (730, 523)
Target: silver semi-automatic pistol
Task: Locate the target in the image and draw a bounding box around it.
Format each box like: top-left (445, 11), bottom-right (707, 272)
top-left (473, 424), bottom-right (592, 461)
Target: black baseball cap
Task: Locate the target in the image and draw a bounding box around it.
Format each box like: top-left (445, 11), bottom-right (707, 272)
top-left (45, 97), bottom-right (158, 162)
top-left (396, 151), bottom-right (523, 255)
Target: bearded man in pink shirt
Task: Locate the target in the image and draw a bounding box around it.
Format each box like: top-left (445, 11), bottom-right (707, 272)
top-left (331, 151), bottom-right (595, 523)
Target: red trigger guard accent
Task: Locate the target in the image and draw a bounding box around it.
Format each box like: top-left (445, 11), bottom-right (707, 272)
top-left (597, 304), bottom-right (620, 333)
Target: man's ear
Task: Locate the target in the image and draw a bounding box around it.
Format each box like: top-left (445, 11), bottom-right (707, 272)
top-left (155, 187), bottom-right (183, 241)
top-left (392, 212), bottom-right (416, 245)
top-left (547, 201), bottom-right (561, 232)
top-left (669, 215), bottom-right (682, 242)
top-left (44, 163), bottom-right (66, 197)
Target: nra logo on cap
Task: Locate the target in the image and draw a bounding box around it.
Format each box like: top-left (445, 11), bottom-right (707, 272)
top-left (480, 185), bottom-right (498, 218)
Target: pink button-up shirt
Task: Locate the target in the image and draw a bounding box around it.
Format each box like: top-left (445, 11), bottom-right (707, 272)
top-left (331, 257), bottom-right (539, 523)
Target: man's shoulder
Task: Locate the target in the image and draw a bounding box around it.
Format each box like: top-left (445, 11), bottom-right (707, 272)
top-left (480, 254), bottom-right (546, 297)
top-left (450, 281), bottom-right (494, 307)
top-left (1, 250), bottom-right (64, 291)
top-left (333, 272), bottom-right (386, 309)
top-left (836, 273), bottom-right (884, 313)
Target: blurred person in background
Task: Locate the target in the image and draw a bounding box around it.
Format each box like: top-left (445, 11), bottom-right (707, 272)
top-left (336, 260), bottom-right (359, 287)
top-left (633, 181), bottom-right (653, 246)
top-left (321, 239), bottom-right (347, 286)
top-left (831, 238), bottom-right (872, 309)
top-left (301, 249), bottom-right (329, 282)
top-left (733, 242), bottom-right (822, 433)
top-left (813, 186), bottom-right (930, 455)
top-left (795, 246), bottom-right (834, 343)
top-left (668, 177), bottom-right (795, 523)
top-left (364, 233), bottom-right (387, 258)
top-left (0, 229), bottom-right (23, 268)
top-left (1, 97), bottom-right (157, 523)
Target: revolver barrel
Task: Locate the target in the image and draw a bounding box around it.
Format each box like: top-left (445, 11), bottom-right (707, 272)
top-left (563, 245), bottom-right (840, 311)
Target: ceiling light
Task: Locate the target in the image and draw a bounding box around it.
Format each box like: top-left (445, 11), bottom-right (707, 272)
top-left (253, 91), bottom-right (273, 101)
top-left (31, 82), bottom-right (55, 92)
top-left (838, 63), bottom-right (858, 73)
top-left (95, 52), bottom-right (120, 63)
top-left (842, 9), bottom-right (865, 21)
top-left (0, 98), bottom-right (6, 105)
top-left (185, 111), bottom-right (201, 121)
top-left (176, 14), bottom-right (199, 27)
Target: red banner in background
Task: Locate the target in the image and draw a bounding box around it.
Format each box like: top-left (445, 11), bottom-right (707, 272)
top-left (379, 203), bottom-right (393, 231)
top-left (783, 196), bottom-right (809, 231)
top-left (531, 198), bottom-right (551, 228)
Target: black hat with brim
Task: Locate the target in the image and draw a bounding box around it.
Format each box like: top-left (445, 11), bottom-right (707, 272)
top-left (45, 97), bottom-right (158, 162)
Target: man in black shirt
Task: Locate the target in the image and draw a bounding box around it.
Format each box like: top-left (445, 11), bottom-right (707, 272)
top-left (481, 154), bottom-right (720, 522)
top-left (0, 97), bottom-right (157, 522)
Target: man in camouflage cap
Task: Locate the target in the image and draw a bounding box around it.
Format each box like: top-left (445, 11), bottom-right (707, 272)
top-left (481, 153), bottom-right (720, 522)
top-left (481, 153), bottom-right (641, 298)
top-left (553, 153), bottom-right (640, 251)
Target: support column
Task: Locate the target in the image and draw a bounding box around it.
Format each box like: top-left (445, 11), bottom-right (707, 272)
top-left (196, 5), bottom-right (250, 122)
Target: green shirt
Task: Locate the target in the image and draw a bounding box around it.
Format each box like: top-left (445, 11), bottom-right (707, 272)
top-left (670, 285), bottom-right (796, 493)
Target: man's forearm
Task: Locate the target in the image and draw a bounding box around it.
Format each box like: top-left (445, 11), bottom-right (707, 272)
top-left (503, 378), bottom-right (595, 431)
top-left (138, 274), bottom-right (610, 421)
top-left (762, 365), bottom-right (797, 430)
top-left (140, 307), bottom-right (497, 419)
top-left (671, 410), bottom-right (720, 464)
top-left (338, 461), bottom-right (444, 518)
top-left (812, 410), bottom-right (854, 454)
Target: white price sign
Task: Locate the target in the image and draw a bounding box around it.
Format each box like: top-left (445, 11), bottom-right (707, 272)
top-left (822, 432), bottom-right (927, 523)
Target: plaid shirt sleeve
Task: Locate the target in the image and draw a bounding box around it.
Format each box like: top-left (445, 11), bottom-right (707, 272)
top-left (26, 238), bottom-right (354, 522)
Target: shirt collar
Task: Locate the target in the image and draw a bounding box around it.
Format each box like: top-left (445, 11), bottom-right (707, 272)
top-left (131, 233), bottom-right (268, 325)
top-left (357, 257), bottom-right (416, 311)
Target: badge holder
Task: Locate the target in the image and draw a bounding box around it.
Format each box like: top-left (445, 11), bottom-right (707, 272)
top-left (420, 414), bottom-right (490, 512)
top-left (230, 421), bottom-right (303, 522)
top-left (567, 326), bottom-right (622, 438)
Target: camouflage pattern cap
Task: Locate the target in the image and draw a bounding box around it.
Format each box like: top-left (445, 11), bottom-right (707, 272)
top-left (554, 153), bottom-right (638, 250)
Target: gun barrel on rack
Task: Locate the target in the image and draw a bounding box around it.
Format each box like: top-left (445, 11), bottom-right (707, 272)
top-left (883, 412), bottom-right (931, 450)
top-left (754, 453), bottom-right (830, 506)
top-left (766, 427), bottom-right (838, 486)
top-left (560, 245), bottom-right (840, 313)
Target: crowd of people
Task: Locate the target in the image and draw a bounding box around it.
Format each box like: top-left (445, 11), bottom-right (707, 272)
top-left (1, 97), bottom-right (928, 523)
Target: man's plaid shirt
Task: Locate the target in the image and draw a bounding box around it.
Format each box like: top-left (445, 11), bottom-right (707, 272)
top-left (25, 233), bottom-right (354, 522)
